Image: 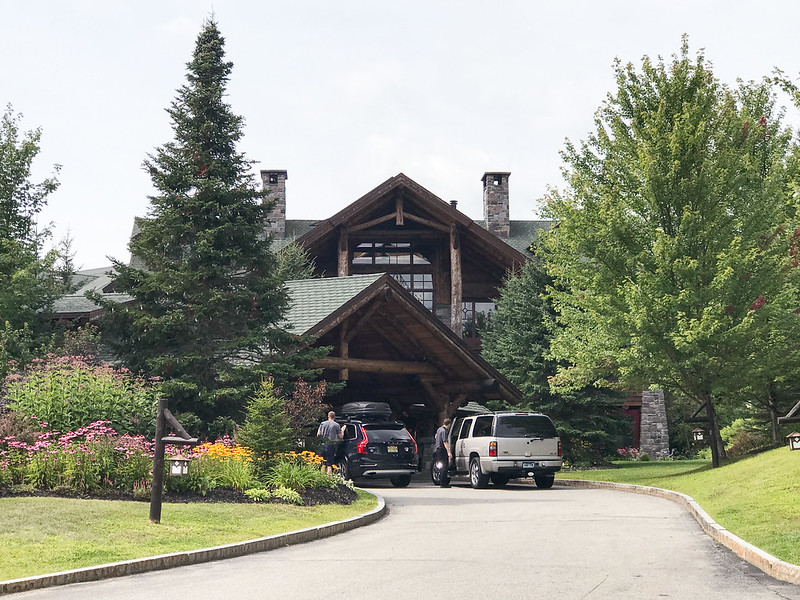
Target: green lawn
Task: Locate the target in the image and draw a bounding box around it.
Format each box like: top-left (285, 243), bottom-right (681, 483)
top-left (0, 491), bottom-right (377, 581)
top-left (559, 446), bottom-right (800, 564)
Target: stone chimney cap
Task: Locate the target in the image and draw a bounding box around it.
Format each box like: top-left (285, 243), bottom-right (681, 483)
top-left (481, 172), bottom-right (511, 182)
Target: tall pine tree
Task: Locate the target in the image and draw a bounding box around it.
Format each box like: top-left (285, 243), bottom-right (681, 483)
top-left (101, 20), bottom-right (313, 428)
top-left (482, 259), bottom-right (629, 464)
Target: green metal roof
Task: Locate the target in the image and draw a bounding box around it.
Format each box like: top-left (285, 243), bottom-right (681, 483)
top-left (282, 273), bottom-right (383, 335)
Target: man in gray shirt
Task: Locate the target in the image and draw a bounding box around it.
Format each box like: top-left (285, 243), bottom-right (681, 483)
top-left (317, 411), bottom-right (343, 474)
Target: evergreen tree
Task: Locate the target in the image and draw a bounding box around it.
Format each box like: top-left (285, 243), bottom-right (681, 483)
top-left (0, 105), bottom-right (62, 377)
top-left (100, 20), bottom-right (320, 427)
top-left (482, 259), bottom-right (629, 464)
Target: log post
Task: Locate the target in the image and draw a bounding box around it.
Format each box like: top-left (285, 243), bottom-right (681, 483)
top-left (149, 397), bottom-right (167, 524)
top-left (338, 228), bottom-right (349, 276)
top-left (450, 224), bottom-right (462, 335)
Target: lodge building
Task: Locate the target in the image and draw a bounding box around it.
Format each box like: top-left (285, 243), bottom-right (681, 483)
top-left (55, 170), bottom-right (663, 454)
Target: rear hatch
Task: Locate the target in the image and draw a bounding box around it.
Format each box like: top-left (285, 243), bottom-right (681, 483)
top-left (360, 423), bottom-right (417, 467)
top-left (494, 414), bottom-right (560, 459)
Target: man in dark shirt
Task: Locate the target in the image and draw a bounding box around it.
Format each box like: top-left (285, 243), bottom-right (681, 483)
top-left (432, 418), bottom-right (452, 487)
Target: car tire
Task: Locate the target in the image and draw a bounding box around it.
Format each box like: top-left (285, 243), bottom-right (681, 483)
top-left (469, 457), bottom-right (489, 489)
top-left (534, 474), bottom-right (555, 489)
top-left (339, 458), bottom-right (352, 481)
top-left (490, 473), bottom-right (510, 487)
top-left (390, 475), bottom-right (411, 488)
top-left (431, 459), bottom-right (450, 486)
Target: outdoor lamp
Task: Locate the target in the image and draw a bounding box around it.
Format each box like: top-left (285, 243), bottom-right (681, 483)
top-left (169, 453), bottom-right (191, 476)
top-left (692, 429), bottom-right (705, 442)
top-left (787, 433), bottom-right (800, 451)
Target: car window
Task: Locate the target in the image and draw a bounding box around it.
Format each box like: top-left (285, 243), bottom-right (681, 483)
top-left (341, 423), bottom-right (357, 439)
top-left (363, 424), bottom-right (411, 442)
top-left (457, 419), bottom-right (471, 440)
top-left (472, 416), bottom-right (493, 437)
top-left (495, 415), bottom-right (557, 438)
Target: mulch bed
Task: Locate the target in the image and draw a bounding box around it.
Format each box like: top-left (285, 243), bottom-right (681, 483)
top-left (0, 484), bottom-right (359, 506)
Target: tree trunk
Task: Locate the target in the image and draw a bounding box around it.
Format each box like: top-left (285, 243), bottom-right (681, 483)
top-left (768, 385), bottom-right (779, 444)
top-left (704, 396), bottom-right (726, 468)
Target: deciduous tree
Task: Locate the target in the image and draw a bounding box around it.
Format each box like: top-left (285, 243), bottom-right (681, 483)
top-left (541, 39), bottom-right (800, 467)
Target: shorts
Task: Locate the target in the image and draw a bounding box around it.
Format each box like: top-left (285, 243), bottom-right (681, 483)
top-left (321, 443), bottom-right (337, 467)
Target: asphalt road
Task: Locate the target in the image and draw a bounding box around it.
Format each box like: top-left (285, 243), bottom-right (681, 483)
top-left (9, 478), bottom-right (800, 599)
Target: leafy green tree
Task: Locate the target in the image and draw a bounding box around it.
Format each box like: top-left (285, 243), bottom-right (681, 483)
top-left (482, 259), bottom-right (629, 464)
top-left (541, 39), bottom-right (800, 467)
top-left (99, 20), bottom-right (322, 428)
top-left (0, 106), bottom-right (62, 377)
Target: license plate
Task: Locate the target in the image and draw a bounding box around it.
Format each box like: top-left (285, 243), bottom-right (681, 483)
top-left (522, 462), bottom-right (536, 468)
top-left (387, 445), bottom-right (398, 453)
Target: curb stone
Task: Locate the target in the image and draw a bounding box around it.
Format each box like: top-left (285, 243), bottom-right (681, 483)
top-left (559, 479), bottom-right (800, 585)
top-left (0, 490), bottom-right (386, 596)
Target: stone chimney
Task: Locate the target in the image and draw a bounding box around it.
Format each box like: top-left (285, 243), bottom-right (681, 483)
top-left (261, 169), bottom-right (287, 239)
top-left (482, 172), bottom-right (510, 239)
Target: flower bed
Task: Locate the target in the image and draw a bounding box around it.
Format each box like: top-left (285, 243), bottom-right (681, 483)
top-left (0, 421), bottom-right (354, 505)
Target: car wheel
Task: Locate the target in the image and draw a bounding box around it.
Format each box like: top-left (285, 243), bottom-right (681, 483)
top-left (490, 474), bottom-right (510, 487)
top-left (534, 474), bottom-right (555, 489)
top-left (430, 459), bottom-right (449, 486)
top-left (390, 475), bottom-right (411, 488)
top-left (469, 457), bottom-right (489, 489)
top-left (339, 458), bottom-right (352, 481)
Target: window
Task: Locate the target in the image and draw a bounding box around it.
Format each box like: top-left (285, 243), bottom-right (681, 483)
top-left (457, 419), bottom-right (471, 440)
top-left (472, 416), bottom-right (494, 437)
top-left (495, 415), bottom-right (558, 438)
top-left (462, 301), bottom-right (496, 338)
top-left (392, 273), bottom-right (434, 309)
top-left (351, 242), bottom-right (431, 266)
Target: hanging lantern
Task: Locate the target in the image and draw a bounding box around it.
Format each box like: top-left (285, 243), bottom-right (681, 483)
top-left (169, 453), bottom-right (191, 476)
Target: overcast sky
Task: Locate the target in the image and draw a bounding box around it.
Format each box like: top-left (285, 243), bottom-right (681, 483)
top-left (3, 1), bottom-right (800, 269)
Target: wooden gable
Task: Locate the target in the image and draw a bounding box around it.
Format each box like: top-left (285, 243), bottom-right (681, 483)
top-left (286, 273), bottom-right (521, 429)
top-left (296, 173), bottom-right (528, 338)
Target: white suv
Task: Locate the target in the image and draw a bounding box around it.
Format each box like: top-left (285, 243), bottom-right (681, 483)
top-left (450, 412), bottom-right (562, 489)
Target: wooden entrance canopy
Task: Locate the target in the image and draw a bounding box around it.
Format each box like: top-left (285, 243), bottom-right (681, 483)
top-left (283, 273), bottom-right (521, 424)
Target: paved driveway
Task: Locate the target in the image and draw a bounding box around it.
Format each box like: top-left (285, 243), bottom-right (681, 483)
top-left (9, 479), bottom-right (800, 599)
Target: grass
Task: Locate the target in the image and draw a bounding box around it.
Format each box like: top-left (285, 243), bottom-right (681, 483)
top-left (559, 446), bottom-right (800, 564)
top-left (0, 491), bottom-right (377, 581)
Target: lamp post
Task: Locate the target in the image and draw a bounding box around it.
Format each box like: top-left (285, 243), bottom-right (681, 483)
top-left (149, 398), bottom-right (199, 524)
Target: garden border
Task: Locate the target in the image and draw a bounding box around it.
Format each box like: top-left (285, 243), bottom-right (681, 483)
top-left (559, 479), bottom-right (800, 585)
top-left (0, 490), bottom-right (386, 595)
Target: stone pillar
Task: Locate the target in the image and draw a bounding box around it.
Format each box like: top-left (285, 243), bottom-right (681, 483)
top-left (482, 172), bottom-right (511, 239)
top-left (260, 169), bottom-right (287, 239)
top-left (639, 389), bottom-right (670, 458)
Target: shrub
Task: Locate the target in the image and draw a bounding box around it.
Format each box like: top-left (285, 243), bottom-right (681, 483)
top-left (721, 418), bottom-right (771, 458)
top-left (236, 378), bottom-right (293, 466)
top-left (244, 487), bottom-right (271, 502)
top-left (271, 486), bottom-right (302, 505)
top-left (3, 355), bottom-right (159, 435)
top-left (264, 452), bottom-right (338, 491)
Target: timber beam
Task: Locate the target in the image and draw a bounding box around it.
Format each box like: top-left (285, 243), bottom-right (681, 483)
top-left (313, 356), bottom-right (440, 375)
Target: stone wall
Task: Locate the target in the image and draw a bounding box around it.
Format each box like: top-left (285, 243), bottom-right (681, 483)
top-left (639, 389), bottom-right (670, 458)
top-left (482, 172), bottom-right (510, 239)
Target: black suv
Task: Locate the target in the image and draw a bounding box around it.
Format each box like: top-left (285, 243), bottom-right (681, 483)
top-left (336, 402), bottom-right (418, 488)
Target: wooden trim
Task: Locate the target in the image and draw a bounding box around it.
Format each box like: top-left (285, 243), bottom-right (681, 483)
top-left (396, 194), bottom-right (404, 226)
top-left (346, 212), bottom-right (397, 233)
top-left (403, 211), bottom-right (450, 232)
top-left (343, 302), bottom-right (382, 344)
top-left (313, 356), bottom-right (440, 375)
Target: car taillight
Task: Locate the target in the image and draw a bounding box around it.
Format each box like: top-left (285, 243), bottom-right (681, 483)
top-left (489, 441), bottom-right (497, 457)
top-left (405, 428), bottom-right (418, 454)
top-left (558, 441), bottom-right (562, 457)
top-left (357, 426), bottom-right (369, 454)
